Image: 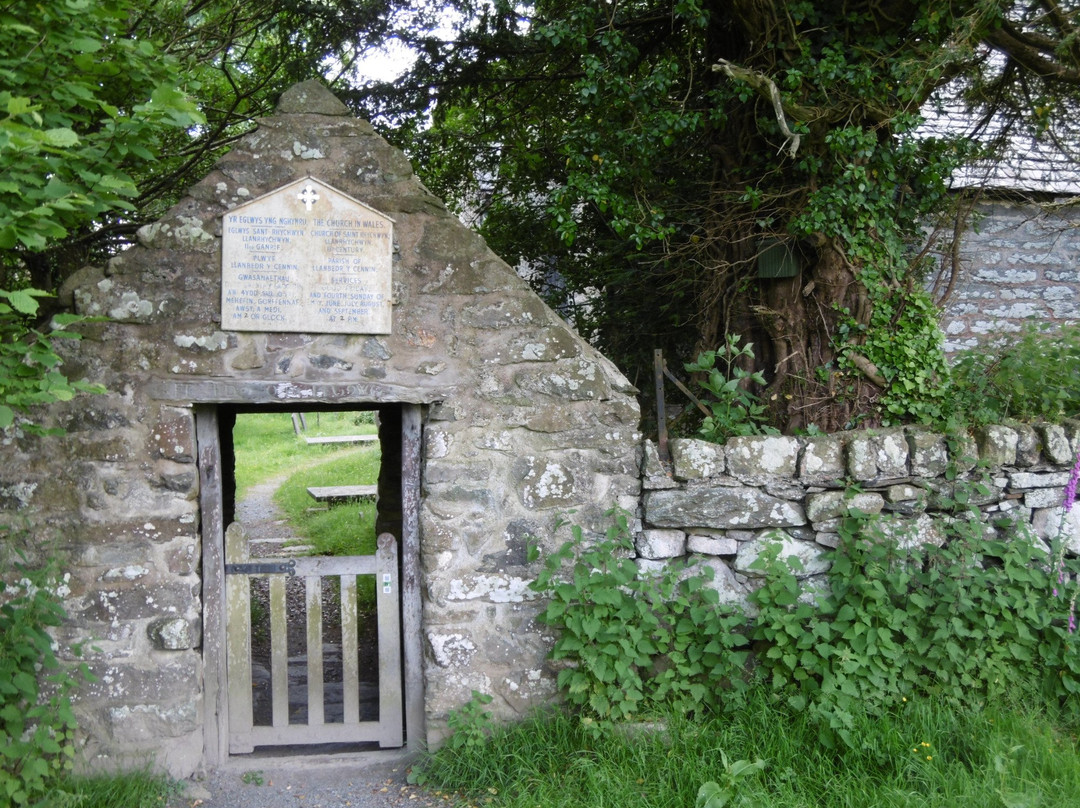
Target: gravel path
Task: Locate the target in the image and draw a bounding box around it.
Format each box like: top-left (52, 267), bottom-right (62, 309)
top-left (167, 479), bottom-right (448, 808)
top-left (168, 753), bottom-right (454, 808)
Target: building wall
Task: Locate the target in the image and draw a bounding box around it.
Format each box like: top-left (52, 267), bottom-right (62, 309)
top-left (0, 82), bottom-right (641, 776)
top-left (939, 200), bottom-right (1080, 352)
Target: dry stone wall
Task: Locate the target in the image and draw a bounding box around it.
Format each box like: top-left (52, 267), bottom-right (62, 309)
top-left (638, 423), bottom-right (1080, 602)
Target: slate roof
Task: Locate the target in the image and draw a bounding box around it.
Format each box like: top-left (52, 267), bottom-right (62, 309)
top-left (918, 102), bottom-right (1080, 195)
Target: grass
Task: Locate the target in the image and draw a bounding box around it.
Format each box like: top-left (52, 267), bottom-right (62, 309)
top-left (232, 410), bottom-right (378, 499)
top-left (274, 448), bottom-right (381, 556)
top-left (233, 410), bottom-right (381, 556)
top-left (414, 688), bottom-right (1080, 808)
top-left (54, 769), bottom-right (183, 807)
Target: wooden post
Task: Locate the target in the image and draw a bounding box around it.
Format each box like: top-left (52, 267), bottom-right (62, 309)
top-left (196, 406), bottom-right (228, 766)
top-left (225, 523), bottom-right (254, 752)
top-left (377, 533), bottom-right (403, 746)
top-left (401, 404), bottom-right (425, 749)
top-left (654, 349), bottom-right (670, 463)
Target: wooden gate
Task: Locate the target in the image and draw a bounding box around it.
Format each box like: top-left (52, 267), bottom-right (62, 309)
top-left (223, 522), bottom-right (403, 752)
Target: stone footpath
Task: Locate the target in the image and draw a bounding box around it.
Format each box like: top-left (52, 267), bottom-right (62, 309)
top-left (168, 751), bottom-right (453, 808)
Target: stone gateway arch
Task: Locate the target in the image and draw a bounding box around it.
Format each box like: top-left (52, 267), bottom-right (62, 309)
top-left (6, 81), bottom-right (641, 775)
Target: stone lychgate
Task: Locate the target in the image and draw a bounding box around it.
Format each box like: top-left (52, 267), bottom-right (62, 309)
top-left (2, 81), bottom-right (641, 775)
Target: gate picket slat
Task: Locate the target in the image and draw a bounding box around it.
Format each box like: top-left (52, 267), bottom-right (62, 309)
top-left (341, 575), bottom-right (360, 725)
top-left (225, 524), bottom-right (254, 753)
top-left (306, 576), bottom-right (325, 726)
top-left (377, 534), bottom-right (403, 747)
top-left (270, 576), bottom-right (289, 729)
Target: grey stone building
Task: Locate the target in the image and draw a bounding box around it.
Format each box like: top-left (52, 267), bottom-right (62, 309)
top-left (924, 107), bottom-right (1080, 350)
top-left (2, 82), bottom-right (641, 775)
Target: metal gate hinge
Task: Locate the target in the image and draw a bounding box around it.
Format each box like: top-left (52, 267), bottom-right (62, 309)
top-left (224, 560), bottom-right (296, 576)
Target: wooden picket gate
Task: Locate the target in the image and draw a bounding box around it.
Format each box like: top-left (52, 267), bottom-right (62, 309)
top-left (223, 522), bottom-right (403, 752)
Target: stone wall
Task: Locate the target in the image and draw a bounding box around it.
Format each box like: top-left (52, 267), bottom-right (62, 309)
top-left (939, 199), bottom-right (1080, 353)
top-left (0, 81), bottom-right (641, 775)
top-left (637, 423), bottom-right (1080, 601)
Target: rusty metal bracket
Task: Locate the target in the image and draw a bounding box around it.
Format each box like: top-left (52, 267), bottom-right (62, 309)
top-left (655, 348), bottom-right (715, 464)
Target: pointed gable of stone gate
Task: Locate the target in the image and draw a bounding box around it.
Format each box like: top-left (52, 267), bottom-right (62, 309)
top-left (6, 80), bottom-right (641, 775)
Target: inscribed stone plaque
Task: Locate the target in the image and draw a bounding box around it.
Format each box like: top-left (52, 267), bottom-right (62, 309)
top-left (221, 177), bottom-right (393, 333)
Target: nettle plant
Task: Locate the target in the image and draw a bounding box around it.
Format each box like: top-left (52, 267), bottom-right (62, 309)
top-left (530, 508), bottom-right (750, 722)
top-left (748, 474), bottom-right (1080, 747)
top-left (529, 469), bottom-right (1080, 747)
top-left (0, 562), bottom-right (89, 807)
top-left (685, 335), bottom-right (779, 443)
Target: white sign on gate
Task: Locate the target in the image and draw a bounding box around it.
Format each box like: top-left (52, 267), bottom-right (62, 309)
top-left (221, 177), bottom-right (394, 334)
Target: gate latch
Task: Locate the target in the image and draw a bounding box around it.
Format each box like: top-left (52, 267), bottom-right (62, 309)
top-left (224, 560), bottom-right (296, 576)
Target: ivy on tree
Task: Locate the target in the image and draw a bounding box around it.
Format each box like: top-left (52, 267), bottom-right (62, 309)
top-left (363, 0), bottom-right (1080, 431)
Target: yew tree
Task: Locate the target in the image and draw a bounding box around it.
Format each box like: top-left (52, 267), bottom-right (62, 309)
top-left (364, 0), bottom-right (1080, 432)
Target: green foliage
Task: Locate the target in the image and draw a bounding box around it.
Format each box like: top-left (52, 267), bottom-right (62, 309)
top-left (531, 508), bottom-right (750, 722)
top-left (0, 564), bottom-right (87, 808)
top-left (444, 691), bottom-right (495, 751)
top-left (408, 691), bottom-right (495, 786)
top-left (685, 335), bottom-right (780, 442)
top-left (695, 751), bottom-right (766, 808)
top-left (947, 322), bottom-right (1080, 425)
top-left (530, 497), bottom-right (1080, 752)
top-left (0, 0), bottom-right (203, 255)
top-left (412, 691), bottom-right (1080, 808)
top-left (748, 509), bottom-right (1080, 748)
top-left (838, 288), bottom-right (954, 427)
top-left (0, 289), bottom-right (103, 431)
top-left (381, 0), bottom-right (1043, 430)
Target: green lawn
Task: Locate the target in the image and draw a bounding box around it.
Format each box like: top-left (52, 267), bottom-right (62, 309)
top-left (232, 411), bottom-right (381, 556)
top-left (415, 691), bottom-right (1080, 808)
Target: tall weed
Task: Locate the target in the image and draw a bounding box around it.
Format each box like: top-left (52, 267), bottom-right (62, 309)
top-left (0, 563), bottom-right (87, 807)
top-left (947, 321), bottom-right (1080, 425)
top-left (749, 510), bottom-right (1080, 747)
top-left (530, 508), bottom-right (750, 722)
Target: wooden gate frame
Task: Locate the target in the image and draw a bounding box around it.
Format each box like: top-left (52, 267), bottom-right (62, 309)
top-left (195, 401), bottom-right (425, 765)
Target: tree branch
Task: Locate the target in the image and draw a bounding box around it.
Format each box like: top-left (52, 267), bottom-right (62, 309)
top-left (847, 352), bottom-right (888, 388)
top-left (711, 59), bottom-right (814, 158)
top-left (985, 23), bottom-right (1080, 83)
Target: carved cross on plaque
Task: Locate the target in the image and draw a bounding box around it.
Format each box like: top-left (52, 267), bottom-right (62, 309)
top-left (297, 183), bottom-right (320, 211)
top-left (221, 176), bottom-right (394, 334)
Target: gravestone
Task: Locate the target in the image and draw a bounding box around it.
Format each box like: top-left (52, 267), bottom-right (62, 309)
top-left (3, 80), bottom-right (642, 776)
